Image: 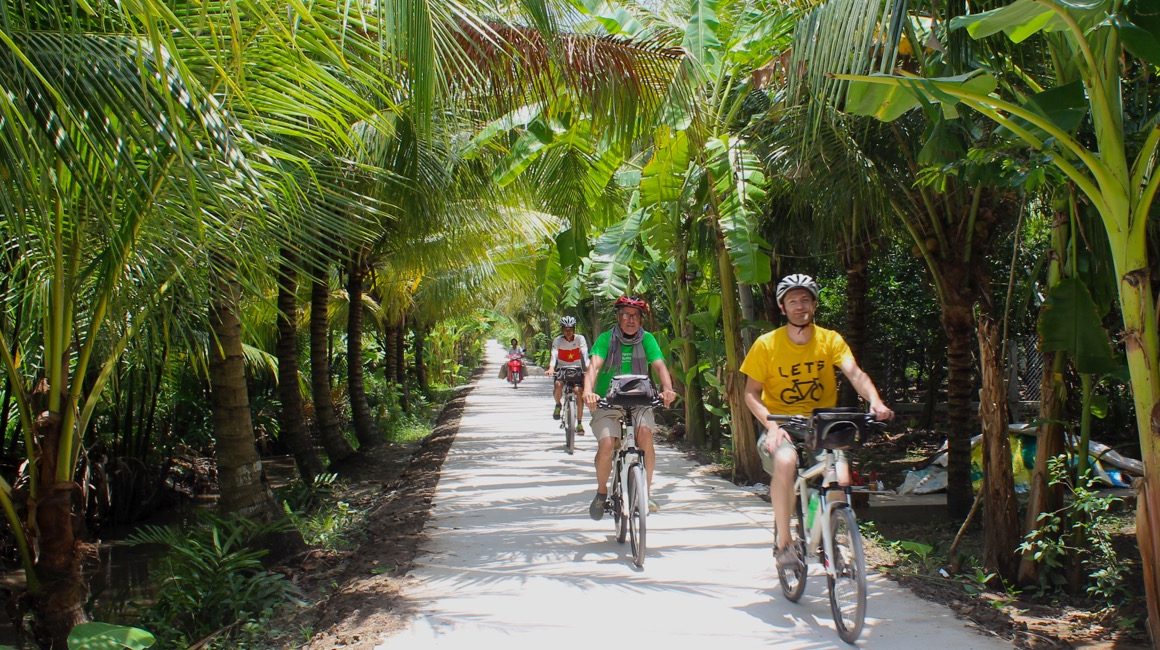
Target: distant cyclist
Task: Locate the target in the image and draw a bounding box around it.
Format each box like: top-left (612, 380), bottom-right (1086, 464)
top-left (740, 274), bottom-right (893, 569)
top-left (546, 316), bottom-right (589, 432)
top-left (582, 296), bottom-right (677, 518)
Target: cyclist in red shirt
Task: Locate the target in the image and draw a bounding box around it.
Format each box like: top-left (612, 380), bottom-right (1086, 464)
top-left (545, 316), bottom-right (589, 431)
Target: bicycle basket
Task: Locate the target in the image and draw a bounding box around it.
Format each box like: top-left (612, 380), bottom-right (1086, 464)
top-left (605, 374), bottom-right (656, 407)
top-left (808, 407), bottom-right (867, 450)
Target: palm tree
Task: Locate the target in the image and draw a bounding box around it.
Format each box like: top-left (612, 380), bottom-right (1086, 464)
top-left (309, 257), bottom-right (358, 462)
top-left (0, 7), bottom-right (280, 642)
top-left (276, 247), bottom-right (325, 483)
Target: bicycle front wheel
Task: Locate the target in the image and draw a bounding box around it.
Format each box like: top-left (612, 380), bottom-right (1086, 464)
top-left (827, 505), bottom-right (867, 644)
top-left (777, 493), bottom-right (808, 602)
top-left (563, 396), bottom-right (576, 454)
top-left (628, 464), bottom-right (647, 567)
top-left (613, 470), bottom-right (628, 544)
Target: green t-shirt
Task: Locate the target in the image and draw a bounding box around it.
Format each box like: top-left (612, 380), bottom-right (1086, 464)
top-left (590, 330), bottom-right (664, 396)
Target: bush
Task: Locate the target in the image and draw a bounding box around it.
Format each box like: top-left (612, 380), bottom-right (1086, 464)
top-left (127, 514), bottom-right (301, 648)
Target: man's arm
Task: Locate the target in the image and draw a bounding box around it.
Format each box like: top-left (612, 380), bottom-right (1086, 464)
top-left (583, 354), bottom-right (604, 407)
top-left (546, 344), bottom-right (559, 375)
top-left (745, 376), bottom-right (790, 452)
top-left (839, 357), bottom-right (894, 421)
top-left (650, 359), bottom-right (677, 408)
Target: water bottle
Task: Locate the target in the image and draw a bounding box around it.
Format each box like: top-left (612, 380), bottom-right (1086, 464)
top-left (805, 489), bottom-right (820, 530)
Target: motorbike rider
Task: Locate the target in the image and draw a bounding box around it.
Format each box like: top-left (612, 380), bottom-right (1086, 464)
top-left (740, 274), bottom-right (893, 569)
top-left (505, 338), bottom-right (526, 381)
top-left (582, 296), bottom-right (677, 518)
top-left (545, 316), bottom-right (589, 432)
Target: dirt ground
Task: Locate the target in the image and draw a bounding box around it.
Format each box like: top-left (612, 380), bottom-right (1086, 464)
top-left (267, 387), bottom-right (1152, 649)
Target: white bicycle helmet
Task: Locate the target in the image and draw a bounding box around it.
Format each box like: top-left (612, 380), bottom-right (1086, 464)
top-left (776, 274), bottom-right (820, 304)
top-left (559, 316), bottom-right (577, 327)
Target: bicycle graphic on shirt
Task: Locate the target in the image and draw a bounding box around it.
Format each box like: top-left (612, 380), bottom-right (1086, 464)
top-left (780, 378), bottom-right (822, 404)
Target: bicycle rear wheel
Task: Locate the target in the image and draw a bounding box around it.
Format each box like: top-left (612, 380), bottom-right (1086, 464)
top-left (628, 464), bottom-right (647, 567)
top-left (827, 505), bottom-right (867, 643)
top-left (777, 494), bottom-right (808, 602)
top-left (563, 395), bottom-right (576, 454)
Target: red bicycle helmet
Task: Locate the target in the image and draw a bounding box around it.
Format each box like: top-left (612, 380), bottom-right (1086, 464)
top-left (614, 295), bottom-right (650, 314)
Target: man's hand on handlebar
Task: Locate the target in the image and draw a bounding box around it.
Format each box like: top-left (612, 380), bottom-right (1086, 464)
top-left (869, 402), bottom-right (894, 422)
top-left (659, 389), bottom-right (677, 408)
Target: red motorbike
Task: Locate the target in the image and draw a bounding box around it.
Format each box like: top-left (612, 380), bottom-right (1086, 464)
top-left (505, 353), bottom-right (524, 389)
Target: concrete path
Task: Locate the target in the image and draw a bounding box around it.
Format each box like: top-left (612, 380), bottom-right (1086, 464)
top-left (379, 341), bottom-right (1005, 649)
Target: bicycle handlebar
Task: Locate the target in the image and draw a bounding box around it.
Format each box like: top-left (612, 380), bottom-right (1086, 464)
top-left (597, 396), bottom-right (664, 410)
top-left (766, 411), bottom-right (887, 445)
top-left (766, 411), bottom-right (886, 426)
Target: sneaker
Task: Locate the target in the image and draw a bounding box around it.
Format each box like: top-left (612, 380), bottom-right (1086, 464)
top-left (589, 493), bottom-right (607, 521)
top-left (552, 404), bottom-right (562, 420)
top-left (648, 498), bottom-right (659, 514)
top-left (577, 424), bottom-right (585, 435)
top-left (775, 544), bottom-right (802, 570)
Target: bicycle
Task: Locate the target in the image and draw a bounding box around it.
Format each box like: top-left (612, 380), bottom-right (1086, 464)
top-left (555, 367), bottom-right (584, 454)
top-left (598, 374), bottom-right (659, 568)
top-left (767, 408), bottom-right (884, 644)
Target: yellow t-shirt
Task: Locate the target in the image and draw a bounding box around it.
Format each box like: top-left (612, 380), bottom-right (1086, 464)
top-left (739, 326), bottom-right (854, 416)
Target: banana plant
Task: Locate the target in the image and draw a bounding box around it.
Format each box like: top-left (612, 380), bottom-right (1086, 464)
top-left (837, 0), bottom-right (1160, 631)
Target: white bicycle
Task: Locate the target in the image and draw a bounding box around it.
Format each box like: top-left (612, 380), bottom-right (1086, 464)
top-left (768, 408), bottom-right (884, 644)
top-left (598, 375), bottom-right (660, 568)
top-left (555, 367), bottom-right (584, 454)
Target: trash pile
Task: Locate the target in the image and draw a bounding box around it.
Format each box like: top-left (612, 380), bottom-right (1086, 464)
top-left (896, 425), bottom-right (1141, 495)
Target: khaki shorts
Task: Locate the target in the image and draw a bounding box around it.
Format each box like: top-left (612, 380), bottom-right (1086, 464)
top-left (756, 431), bottom-right (795, 475)
top-left (758, 430), bottom-right (847, 476)
top-left (590, 406), bottom-right (656, 441)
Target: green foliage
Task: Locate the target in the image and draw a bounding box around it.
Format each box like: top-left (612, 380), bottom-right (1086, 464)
top-left (127, 514), bottom-right (301, 648)
top-left (1017, 455), bottom-right (1129, 604)
top-left (67, 623), bottom-right (156, 650)
top-left (1038, 279), bottom-right (1118, 375)
top-left (283, 499), bottom-right (357, 551)
top-left (277, 473), bottom-right (339, 514)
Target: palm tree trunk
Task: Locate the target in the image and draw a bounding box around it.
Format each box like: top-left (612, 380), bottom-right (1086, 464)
top-left (738, 284), bottom-right (757, 351)
top-left (676, 221), bottom-right (706, 447)
top-left (413, 323), bottom-right (429, 394)
top-left (208, 269), bottom-right (279, 520)
top-left (1019, 206), bottom-right (1069, 585)
top-left (29, 385), bottom-right (88, 649)
top-left (717, 233), bottom-right (760, 484)
top-left (977, 312), bottom-right (1020, 582)
top-left (277, 249), bottom-right (324, 482)
top-left (396, 315), bottom-right (410, 413)
top-left (383, 320), bottom-right (398, 384)
top-left (940, 294), bottom-right (976, 519)
top-left (310, 261), bottom-right (356, 462)
top-left (841, 237), bottom-right (872, 407)
top-left (346, 259), bottom-right (377, 447)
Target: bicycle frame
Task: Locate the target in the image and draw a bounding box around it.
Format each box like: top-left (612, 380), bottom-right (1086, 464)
top-left (794, 449), bottom-right (849, 577)
top-left (770, 409), bottom-right (878, 644)
top-left (611, 406), bottom-right (646, 520)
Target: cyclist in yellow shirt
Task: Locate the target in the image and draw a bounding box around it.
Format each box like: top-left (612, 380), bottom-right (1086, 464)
top-left (740, 274), bottom-right (893, 569)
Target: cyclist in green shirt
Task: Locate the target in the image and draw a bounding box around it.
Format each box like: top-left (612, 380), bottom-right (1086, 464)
top-left (582, 295), bottom-right (677, 519)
